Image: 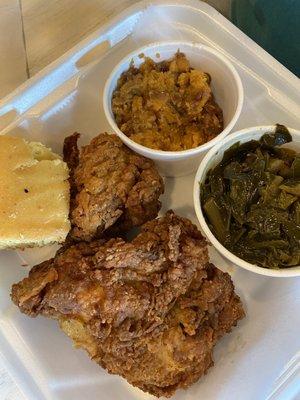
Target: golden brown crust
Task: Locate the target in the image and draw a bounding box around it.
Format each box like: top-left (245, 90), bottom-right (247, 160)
top-left (11, 211), bottom-right (244, 397)
top-left (63, 132), bottom-right (80, 212)
top-left (63, 133), bottom-right (164, 241)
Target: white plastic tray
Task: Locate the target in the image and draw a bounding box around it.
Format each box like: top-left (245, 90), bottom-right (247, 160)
top-left (0, 1), bottom-right (300, 400)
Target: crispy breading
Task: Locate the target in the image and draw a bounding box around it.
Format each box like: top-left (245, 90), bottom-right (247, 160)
top-left (63, 133), bottom-right (164, 241)
top-left (11, 211), bottom-right (244, 397)
top-left (63, 132), bottom-right (80, 212)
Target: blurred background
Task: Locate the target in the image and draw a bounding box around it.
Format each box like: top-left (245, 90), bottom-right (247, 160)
top-left (0, 0), bottom-right (298, 100)
top-left (0, 0), bottom-right (225, 99)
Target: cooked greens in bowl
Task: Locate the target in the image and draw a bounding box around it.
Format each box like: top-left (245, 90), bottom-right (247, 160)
top-left (200, 125), bottom-right (300, 269)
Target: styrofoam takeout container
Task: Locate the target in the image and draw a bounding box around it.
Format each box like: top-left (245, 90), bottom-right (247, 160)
top-left (0, 1), bottom-right (300, 400)
top-left (194, 125), bottom-right (300, 278)
top-left (103, 41), bottom-right (243, 177)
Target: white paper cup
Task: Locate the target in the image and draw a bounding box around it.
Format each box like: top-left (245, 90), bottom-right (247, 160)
top-left (103, 41), bottom-right (243, 177)
top-left (193, 125), bottom-right (300, 277)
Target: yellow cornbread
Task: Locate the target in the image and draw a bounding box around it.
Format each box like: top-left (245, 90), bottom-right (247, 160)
top-left (0, 135), bottom-right (70, 249)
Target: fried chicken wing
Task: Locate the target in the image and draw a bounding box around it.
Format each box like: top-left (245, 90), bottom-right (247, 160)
top-left (63, 133), bottom-right (164, 241)
top-left (11, 211), bottom-right (244, 397)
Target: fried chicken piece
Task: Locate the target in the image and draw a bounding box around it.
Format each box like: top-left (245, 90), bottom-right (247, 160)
top-left (63, 132), bottom-right (80, 212)
top-left (11, 211), bottom-right (244, 397)
top-left (63, 133), bottom-right (164, 241)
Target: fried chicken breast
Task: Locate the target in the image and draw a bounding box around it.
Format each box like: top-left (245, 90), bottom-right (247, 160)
top-left (11, 211), bottom-right (244, 397)
top-left (63, 133), bottom-right (164, 241)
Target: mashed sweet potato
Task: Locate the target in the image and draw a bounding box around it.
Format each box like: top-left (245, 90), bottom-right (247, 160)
top-left (112, 52), bottom-right (223, 151)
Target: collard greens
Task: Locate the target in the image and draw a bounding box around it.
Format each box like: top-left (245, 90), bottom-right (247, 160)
top-left (201, 125), bottom-right (300, 269)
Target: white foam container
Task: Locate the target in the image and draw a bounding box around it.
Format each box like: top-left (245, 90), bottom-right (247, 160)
top-left (0, 1), bottom-right (300, 400)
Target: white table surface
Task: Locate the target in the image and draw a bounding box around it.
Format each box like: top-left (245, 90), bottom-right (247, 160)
top-left (0, 1), bottom-right (230, 398)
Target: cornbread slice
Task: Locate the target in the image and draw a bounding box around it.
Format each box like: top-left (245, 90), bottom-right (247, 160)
top-left (0, 135), bottom-right (70, 249)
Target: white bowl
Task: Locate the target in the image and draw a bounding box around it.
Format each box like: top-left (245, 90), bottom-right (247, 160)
top-left (103, 41), bottom-right (243, 177)
top-left (193, 125), bottom-right (300, 277)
